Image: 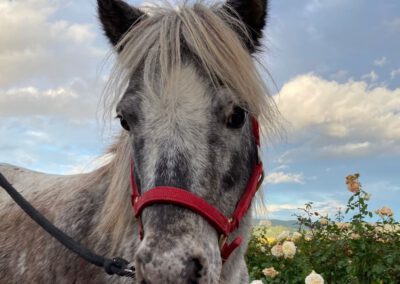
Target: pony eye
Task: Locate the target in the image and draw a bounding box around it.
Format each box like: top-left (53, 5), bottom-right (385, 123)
top-left (117, 115), bottom-right (130, 131)
top-left (226, 107), bottom-right (246, 129)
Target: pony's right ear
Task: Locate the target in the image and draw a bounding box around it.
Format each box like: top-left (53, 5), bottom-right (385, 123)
top-left (97, 0), bottom-right (145, 47)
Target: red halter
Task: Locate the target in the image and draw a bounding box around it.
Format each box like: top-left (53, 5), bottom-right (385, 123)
top-left (130, 117), bottom-right (264, 262)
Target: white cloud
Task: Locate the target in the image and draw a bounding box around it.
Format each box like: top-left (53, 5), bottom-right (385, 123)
top-left (305, 0), bottom-right (323, 13)
top-left (265, 171), bottom-right (305, 184)
top-left (305, 25), bottom-right (322, 41)
top-left (275, 74), bottom-right (400, 157)
top-left (0, 81), bottom-right (101, 118)
top-left (0, 0), bottom-right (105, 87)
top-left (321, 142), bottom-right (371, 156)
top-left (367, 181), bottom-right (400, 193)
top-left (325, 123), bottom-right (348, 137)
top-left (390, 68), bottom-right (400, 80)
top-left (275, 151), bottom-right (293, 165)
top-left (63, 153), bottom-right (114, 175)
top-left (310, 200), bottom-right (346, 216)
top-left (373, 56), bottom-right (387, 67)
top-left (0, 116), bottom-right (112, 174)
top-left (384, 18), bottom-right (400, 34)
top-left (265, 203), bottom-right (299, 213)
top-left (361, 70), bottom-right (379, 82)
top-left (330, 70), bottom-right (349, 80)
top-left (14, 149), bottom-right (38, 166)
top-left (272, 164), bottom-right (289, 171)
top-left (26, 130), bottom-right (51, 142)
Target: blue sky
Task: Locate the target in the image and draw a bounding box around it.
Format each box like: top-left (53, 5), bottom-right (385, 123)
top-left (1, 0), bottom-right (399, 221)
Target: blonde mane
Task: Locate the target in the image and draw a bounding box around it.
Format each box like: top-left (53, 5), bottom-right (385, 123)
top-left (95, 1), bottom-right (280, 249)
top-left (102, 1), bottom-right (280, 135)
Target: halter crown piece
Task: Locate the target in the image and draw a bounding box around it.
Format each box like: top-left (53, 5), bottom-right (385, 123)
top-left (130, 117), bottom-right (264, 262)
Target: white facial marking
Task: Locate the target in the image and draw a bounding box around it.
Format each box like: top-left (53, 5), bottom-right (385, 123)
top-left (140, 65), bottom-right (211, 191)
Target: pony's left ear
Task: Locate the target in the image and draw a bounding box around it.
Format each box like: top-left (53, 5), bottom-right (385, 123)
top-left (97, 0), bottom-right (145, 47)
top-left (223, 0), bottom-right (268, 52)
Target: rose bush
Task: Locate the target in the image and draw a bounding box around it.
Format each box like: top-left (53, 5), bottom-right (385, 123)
top-left (246, 174), bottom-right (400, 283)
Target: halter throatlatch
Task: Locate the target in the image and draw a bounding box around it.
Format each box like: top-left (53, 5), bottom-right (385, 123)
top-left (130, 117), bottom-right (264, 262)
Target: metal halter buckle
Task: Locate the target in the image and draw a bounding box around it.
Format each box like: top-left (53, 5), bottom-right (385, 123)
top-left (219, 234), bottom-right (228, 250)
top-left (122, 267), bottom-right (136, 278)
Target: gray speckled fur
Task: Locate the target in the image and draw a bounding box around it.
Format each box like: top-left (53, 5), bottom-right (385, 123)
top-left (0, 66), bottom-right (256, 283)
top-left (0, 1), bottom-right (270, 282)
top-left (116, 64), bottom-right (257, 284)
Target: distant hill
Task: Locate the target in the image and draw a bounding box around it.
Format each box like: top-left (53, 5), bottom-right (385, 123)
top-left (253, 219), bottom-right (299, 229)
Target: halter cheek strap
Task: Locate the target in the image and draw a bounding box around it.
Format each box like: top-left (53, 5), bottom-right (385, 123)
top-left (130, 117), bottom-right (264, 262)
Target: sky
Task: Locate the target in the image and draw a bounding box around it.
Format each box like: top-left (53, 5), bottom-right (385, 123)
top-left (1, 0), bottom-right (399, 221)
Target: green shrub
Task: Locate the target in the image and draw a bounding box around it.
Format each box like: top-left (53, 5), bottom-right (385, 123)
top-left (246, 174), bottom-right (400, 284)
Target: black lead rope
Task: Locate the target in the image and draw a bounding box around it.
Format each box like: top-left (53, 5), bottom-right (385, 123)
top-left (0, 172), bottom-right (135, 279)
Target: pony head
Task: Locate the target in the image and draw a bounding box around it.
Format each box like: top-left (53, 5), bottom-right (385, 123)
top-left (97, 0), bottom-right (277, 283)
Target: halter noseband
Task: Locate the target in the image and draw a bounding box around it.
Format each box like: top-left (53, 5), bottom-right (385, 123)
top-left (130, 117), bottom-right (264, 262)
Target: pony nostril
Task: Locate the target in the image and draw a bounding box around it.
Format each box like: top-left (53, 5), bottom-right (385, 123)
top-left (187, 257), bottom-right (204, 282)
top-left (136, 247), bottom-right (208, 283)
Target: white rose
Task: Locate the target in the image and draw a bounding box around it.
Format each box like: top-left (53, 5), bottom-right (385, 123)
top-left (336, 222), bottom-right (350, 230)
top-left (282, 241), bottom-right (297, 259)
top-left (262, 267), bottom-right (279, 278)
top-left (291, 232), bottom-right (302, 242)
top-left (376, 206), bottom-right (394, 217)
top-left (250, 280), bottom-right (263, 284)
top-left (271, 244), bottom-right (283, 258)
top-left (277, 231), bottom-right (290, 242)
top-left (304, 232), bottom-right (313, 241)
top-left (381, 206), bottom-right (393, 216)
top-left (319, 218), bottom-right (329, 225)
top-left (383, 224), bottom-right (395, 233)
top-left (305, 270), bottom-right (324, 284)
